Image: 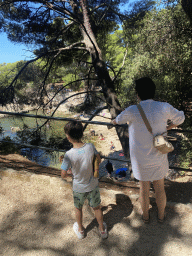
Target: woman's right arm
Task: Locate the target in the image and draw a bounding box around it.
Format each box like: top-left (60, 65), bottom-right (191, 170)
top-left (167, 104), bottom-right (185, 127)
top-left (111, 107), bottom-right (132, 125)
top-left (166, 123), bottom-right (179, 130)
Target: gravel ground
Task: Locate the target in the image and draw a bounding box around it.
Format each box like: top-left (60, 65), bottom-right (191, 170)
top-left (0, 167), bottom-right (192, 256)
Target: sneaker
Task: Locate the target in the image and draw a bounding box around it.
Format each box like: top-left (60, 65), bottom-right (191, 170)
top-left (99, 222), bottom-right (108, 239)
top-left (73, 222), bottom-right (85, 239)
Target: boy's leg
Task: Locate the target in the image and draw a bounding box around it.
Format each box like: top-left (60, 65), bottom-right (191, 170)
top-left (88, 187), bottom-right (108, 238)
top-left (153, 178), bottom-right (166, 220)
top-left (139, 180), bottom-right (150, 220)
top-left (75, 207), bottom-right (83, 232)
top-left (87, 186), bottom-right (106, 233)
top-left (93, 205), bottom-right (104, 232)
top-left (73, 191), bottom-right (86, 232)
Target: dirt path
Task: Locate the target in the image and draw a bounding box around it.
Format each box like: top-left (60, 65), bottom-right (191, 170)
top-left (0, 158), bottom-right (192, 256)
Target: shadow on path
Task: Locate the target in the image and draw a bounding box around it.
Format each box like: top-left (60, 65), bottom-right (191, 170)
top-left (85, 194), bottom-right (133, 234)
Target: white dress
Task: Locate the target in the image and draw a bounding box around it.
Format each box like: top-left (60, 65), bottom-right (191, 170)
top-left (116, 100), bottom-right (185, 181)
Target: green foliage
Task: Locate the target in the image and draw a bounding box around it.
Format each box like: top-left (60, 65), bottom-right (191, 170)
top-left (0, 136), bottom-right (19, 154)
top-left (104, 30), bottom-right (127, 72)
top-left (45, 136), bottom-right (64, 149)
top-left (0, 60), bottom-right (45, 105)
top-left (0, 125), bottom-right (3, 134)
top-left (179, 134), bottom-right (192, 168)
top-left (121, 3), bottom-right (192, 113)
top-left (0, 62), bottom-right (18, 86)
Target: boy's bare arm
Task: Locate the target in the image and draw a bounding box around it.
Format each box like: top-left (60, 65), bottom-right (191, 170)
top-left (94, 154), bottom-right (101, 169)
top-left (61, 169), bottom-right (67, 179)
top-left (96, 153), bottom-right (101, 165)
top-left (61, 169), bottom-right (72, 179)
top-left (93, 154), bottom-right (101, 178)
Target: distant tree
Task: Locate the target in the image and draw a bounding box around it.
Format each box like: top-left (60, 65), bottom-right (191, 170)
top-left (0, 60), bottom-right (47, 105)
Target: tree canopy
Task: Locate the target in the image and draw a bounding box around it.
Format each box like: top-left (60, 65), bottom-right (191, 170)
top-left (0, 0), bottom-right (154, 104)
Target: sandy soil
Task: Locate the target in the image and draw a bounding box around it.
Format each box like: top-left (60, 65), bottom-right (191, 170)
top-left (0, 163), bottom-right (192, 256)
top-left (1, 95), bottom-right (192, 255)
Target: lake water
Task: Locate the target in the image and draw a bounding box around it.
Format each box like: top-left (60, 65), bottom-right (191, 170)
top-left (0, 111), bottom-right (67, 169)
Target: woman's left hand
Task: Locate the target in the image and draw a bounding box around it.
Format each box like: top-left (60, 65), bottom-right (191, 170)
top-left (111, 119), bottom-right (117, 125)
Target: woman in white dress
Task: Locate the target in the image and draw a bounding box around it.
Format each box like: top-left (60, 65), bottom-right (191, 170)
top-left (112, 77), bottom-right (185, 223)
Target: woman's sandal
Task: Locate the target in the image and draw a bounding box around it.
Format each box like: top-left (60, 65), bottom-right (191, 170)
top-left (142, 214), bottom-right (150, 224)
top-left (157, 212), bottom-right (166, 223)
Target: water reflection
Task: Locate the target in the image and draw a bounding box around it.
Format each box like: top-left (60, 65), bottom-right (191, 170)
top-left (0, 113), bottom-right (66, 168)
top-left (20, 148), bottom-right (51, 167)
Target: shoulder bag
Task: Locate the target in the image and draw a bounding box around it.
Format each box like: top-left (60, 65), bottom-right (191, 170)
top-left (137, 104), bottom-right (174, 154)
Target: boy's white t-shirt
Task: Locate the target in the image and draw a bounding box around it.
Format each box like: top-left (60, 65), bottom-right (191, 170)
top-left (61, 143), bottom-right (99, 193)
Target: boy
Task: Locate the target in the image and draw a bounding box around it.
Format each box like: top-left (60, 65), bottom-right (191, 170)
top-left (61, 121), bottom-right (107, 239)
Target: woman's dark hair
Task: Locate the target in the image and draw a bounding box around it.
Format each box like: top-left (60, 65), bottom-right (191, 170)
top-left (135, 77), bottom-right (156, 100)
top-left (64, 121), bottom-right (83, 141)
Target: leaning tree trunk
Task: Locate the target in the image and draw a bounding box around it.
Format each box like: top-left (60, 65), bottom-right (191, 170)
top-left (78, 0), bottom-right (129, 157)
top-left (181, 0), bottom-right (192, 23)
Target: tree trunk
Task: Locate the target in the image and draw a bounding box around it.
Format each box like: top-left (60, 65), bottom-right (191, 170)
top-left (181, 0), bottom-right (192, 23)
top-left (79, 0), bottom-right (129, 157)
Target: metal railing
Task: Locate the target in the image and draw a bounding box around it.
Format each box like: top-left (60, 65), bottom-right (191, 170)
top-left (0, 110), bottom-right (191, 172)
top-left (0, 110), bottom-right (191, 133)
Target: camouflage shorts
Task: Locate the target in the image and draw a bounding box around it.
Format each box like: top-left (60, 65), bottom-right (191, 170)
top-left (73, 186), bottom-right (101, 209)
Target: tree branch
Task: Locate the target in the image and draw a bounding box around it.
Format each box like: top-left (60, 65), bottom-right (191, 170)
top-left (39, 50), bottom-right (62, 108)
top-left (3, 40), bottom-right (87, 99)
top-left (47, 21), bottom-right (75, 46)
top-left (56, 90), bottom-right (101, 114)
top-left (83, 105), bottom-right (108, 131)
top-left (43, 0), bottom-right (80, 21)
top-left (113, 43), bottom-right (129, 83)
top-left (89, 3), bottom-right (109, 14)
top-left (35, 90), bottom-right (102, 132)
top-left (50, 41), bottom-right (85, 52)
top-left (39, 78), bottom-right (95, 112)
top-left (5, 52), bottom-right (49, 90)
top-left (96, 3), bottom-right (111, 25)
top-left (106, 64), bottom-right (116, 79)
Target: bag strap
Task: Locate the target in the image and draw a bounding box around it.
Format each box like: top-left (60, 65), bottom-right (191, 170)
top-left (137, 104), bottom-right (153, 134)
